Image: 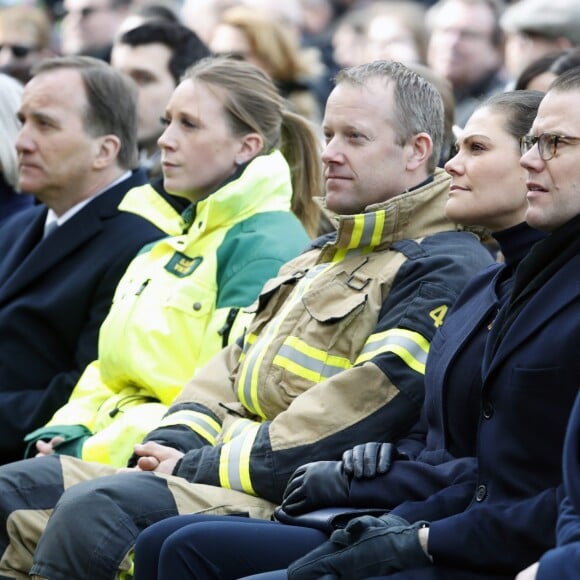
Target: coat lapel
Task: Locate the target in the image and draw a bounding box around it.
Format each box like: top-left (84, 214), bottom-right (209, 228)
top-left (0, 204), bottom-right (103, 304)
top-left (0, 170), bottom-right (147, 304)
top-left (483, 253), bottom-right (580, 381)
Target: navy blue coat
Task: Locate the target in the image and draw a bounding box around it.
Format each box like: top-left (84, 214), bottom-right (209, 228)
top-left (537, 391), bottom-right (580, 580)
top-left (0, 172), bottom-right (34, 227)
top-left (348, 224), bottom-right (544, 522)
top-left (0, 170), bottom-right (167, 463)
top-left (422, 227), bottom-right (580, 575)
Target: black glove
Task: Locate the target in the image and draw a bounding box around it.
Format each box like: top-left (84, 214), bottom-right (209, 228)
top-left (288, 514), bottom-right (432, 579)
top-left (342, 442), bottom-right (405, 479)
top-left (282, 461), bottom-right (351, 515)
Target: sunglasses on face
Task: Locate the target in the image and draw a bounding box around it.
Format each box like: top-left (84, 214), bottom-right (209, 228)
top-left (0, 44), bottom-right (38, 58)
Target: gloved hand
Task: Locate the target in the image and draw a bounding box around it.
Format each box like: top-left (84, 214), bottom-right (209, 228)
top-left (343, 442), bottom-right (406, 479)
top-left (288, 513), bottom-right (432, 579)
top-left (282, 461), bottom-right (351, 515)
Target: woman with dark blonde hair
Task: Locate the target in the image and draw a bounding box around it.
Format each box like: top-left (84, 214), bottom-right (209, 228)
top-left (25, 55), bottom-right (320, 468)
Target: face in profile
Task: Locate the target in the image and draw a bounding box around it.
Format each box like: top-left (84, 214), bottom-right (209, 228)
top-left (427, 0), bottom-right (501, 89)
top-left (111, 42), bottom-right (176, 154)
top-left (158, 78), bottom-right (248, 202)
top-left (445, 105), bottom-right (529, 231)
top-left (321, 79), bottom-right (412, 215)
top-left (520, 90), bottom-right (580, 231)
top-left (16, 68), bottom-right (105, 205)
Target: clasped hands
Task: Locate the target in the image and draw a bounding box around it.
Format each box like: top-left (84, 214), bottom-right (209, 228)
top-left (117, 442), bottom-right (184, 475)
top-left (281, 441), bottom-right (405, 515)
top-left (280, 442), bottom-right (431, 579)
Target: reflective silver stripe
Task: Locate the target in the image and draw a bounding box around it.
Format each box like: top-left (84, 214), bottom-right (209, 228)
top-left (238, 264), bottom-right (331, 416)
top-left (359, 212), bottom-right (377, 248)
top-left (159, 410), bottom-right (221, 445)
top-left (222, 418), bottom-right (260, 443)
top-left (276, 343), bottom-right (348, 381)
top-left (219, 424), bottom-right (259, 495)
top-left (357, 329), bottom-right (429, 374)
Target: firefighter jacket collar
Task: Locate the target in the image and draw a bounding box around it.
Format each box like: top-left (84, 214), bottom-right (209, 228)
top-left (319, 168), bottom-right (456, 257)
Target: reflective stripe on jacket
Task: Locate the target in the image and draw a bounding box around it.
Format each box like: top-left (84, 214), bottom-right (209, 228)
top-left (146, 168), bottom-right (496, 502)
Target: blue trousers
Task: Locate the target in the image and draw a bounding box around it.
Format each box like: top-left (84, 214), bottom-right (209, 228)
top-left (133, 514), bottom-right (327, 580)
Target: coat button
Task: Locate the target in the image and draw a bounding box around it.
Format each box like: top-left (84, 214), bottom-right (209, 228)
top-left (482, 401), bottom-right (494, 419)
top-left (193, 302), bottom-right (202, 311)
top-left (475, 484), bottom-right (487, 502)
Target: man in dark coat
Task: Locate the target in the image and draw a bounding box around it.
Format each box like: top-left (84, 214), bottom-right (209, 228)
top-left (282, 66), bottom-right (580, 580)
top-left (0, 56), bottom-right (172, 464)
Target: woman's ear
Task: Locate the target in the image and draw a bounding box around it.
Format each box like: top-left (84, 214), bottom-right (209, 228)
top-left (405, 132), bottom-right (433, 171)
top-left (235, 133), bottom-right (265, 165)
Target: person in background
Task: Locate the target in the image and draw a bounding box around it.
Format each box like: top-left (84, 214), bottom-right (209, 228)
top-left (426, 0), bottom-right (507, 128)
top-left (515, 47), bottom-right (580, 93)
top-left (513, 51), bottom-right (567, 92)
top-left (363, 1), bottom-right (428, 66)
top-left (0, 56), bottom-right (172, 464)
top-left (111, 21), bottom-right (211, 180)
top-left (22, 55), bottom-right (314, 471)
top-left (501, 0), bottom-right (580, 85)
top-left (117, 0), bottom-right (181, 35)
top-left (0, 4), bottom-right (54, 84)
top-left (0, 59), bottom-right (494, 579)
top-left (131, 89), bottom-right (546, 580)
top-left (330, 6), bottom-right (368, 70)
top-left (57, 0), bottom-right (132, 61)
top-left (0, 72), bottom-right (33, 225)
top-left (209, 5), bottom-right (325, 125)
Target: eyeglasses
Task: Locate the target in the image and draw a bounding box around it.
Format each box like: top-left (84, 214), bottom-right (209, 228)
top-left (520, 133), bottom-right (580, 161)
top-left (0, 44), bottom-right (38, 58)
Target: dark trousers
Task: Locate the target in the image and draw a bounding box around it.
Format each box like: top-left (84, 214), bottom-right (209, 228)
top-left (134, 514), bottom-right (327, 580)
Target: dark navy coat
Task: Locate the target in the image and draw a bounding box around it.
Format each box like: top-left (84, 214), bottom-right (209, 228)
top-left (348, 225), bottom-right (544, 523)
top-left (0, 170), bottom-right (167, 463)
top-left (423, 237), bottom-right (580, 575)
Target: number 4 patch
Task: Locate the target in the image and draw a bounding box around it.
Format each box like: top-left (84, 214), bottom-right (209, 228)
top-left (429, 305), bottom-right (448, 328)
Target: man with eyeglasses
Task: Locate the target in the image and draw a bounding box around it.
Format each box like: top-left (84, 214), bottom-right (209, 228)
top-left (59, 0), bottom-right (131, 61)
top-left (274, 68), bottom-right (580, 580)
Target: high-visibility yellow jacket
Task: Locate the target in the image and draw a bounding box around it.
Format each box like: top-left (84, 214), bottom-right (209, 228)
top-left (142, 169), bottom-right (495, 503)
top-left (25, 151), bottom-right (310, 466)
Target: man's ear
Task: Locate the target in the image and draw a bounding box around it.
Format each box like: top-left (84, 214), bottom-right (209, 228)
top-left (235, 133), bottom-right (265, 165)
top-left (405, 132), bottom-right (433, 171)
top-left (93, 135), bottom-right (122, 170)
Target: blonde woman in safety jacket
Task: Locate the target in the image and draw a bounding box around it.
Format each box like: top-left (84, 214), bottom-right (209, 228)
top-left (23, 56), bottom-right (321, 466)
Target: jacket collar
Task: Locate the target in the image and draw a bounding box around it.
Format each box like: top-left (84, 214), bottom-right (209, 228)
top-left (182, 150), bottom-right (293, 238)
top-left (317, 168), bottom-right (457, 258)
